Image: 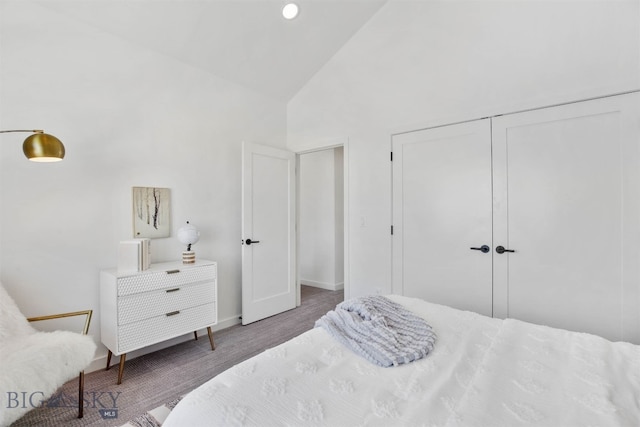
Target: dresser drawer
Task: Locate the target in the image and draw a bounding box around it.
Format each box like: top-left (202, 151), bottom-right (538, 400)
top-left (117, 264), bottom-right (216, 296)
top-left (117, 281), bottom-right (215, 326)
top-left (118, 302), bottom-right (216, 353)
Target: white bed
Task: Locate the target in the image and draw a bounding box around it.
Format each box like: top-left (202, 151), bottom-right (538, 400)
top-left (164, 296), bottom-right (640, 426)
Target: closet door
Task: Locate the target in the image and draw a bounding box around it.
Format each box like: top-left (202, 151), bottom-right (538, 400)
top-left (392, 119), bottom-right (493, 316)
top-left (493, 92), bottom-right (640, 343)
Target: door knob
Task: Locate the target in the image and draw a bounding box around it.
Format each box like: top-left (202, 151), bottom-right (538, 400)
top-left (470, 245), bottom-right (490, 253)
top-left (245, 238), bottom-right (260, 245)
top-left (495, 245), bottom-right (515, 254)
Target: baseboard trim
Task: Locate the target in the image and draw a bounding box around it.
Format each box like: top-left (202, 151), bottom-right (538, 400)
top-left (300, 279), bottom-right (344, 291)
top-left (86, 314), bottom-right (242, 374)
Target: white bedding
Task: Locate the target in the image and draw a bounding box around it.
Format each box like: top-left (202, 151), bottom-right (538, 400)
top-left (164, 296), bottom-right (640, 426)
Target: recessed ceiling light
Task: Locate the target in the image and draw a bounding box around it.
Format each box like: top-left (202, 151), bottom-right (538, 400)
top-left (282, 3), bottom-right (299, 20)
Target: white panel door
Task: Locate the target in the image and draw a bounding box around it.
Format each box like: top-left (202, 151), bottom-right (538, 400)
top-left (493, 92), bottom-right (640, 343)
top-left (241, 142), bottom-right (296, 325)
top-left (392, 119), bottom-right (493, 316)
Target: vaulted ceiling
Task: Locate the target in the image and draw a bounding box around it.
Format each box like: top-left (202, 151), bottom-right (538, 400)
top-left (37, 0), bottom-right (387, 101)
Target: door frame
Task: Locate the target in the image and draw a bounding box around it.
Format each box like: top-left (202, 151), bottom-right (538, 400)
top-left (294, 138), bottom-right (350, 305)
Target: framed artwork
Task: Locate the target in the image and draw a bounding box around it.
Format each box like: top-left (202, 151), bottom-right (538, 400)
top-left (132, 187), bottom-right (171, 238)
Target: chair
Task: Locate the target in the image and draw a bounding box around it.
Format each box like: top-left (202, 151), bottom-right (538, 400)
top-left (0, 283), bottom-right (96, 426)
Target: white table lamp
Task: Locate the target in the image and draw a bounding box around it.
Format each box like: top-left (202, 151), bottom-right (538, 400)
top-left (178, 221), bottom-right (200, 264)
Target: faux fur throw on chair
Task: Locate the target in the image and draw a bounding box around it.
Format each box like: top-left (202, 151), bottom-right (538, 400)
top-left (0, 283), bottom-right (96, 427)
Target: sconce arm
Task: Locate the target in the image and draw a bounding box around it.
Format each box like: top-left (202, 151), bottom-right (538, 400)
top-left (0, 130), bottom-right (44, 134)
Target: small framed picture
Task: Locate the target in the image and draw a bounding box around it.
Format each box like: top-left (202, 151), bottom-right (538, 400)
top-left (132, 187), bottom-right (171, 238)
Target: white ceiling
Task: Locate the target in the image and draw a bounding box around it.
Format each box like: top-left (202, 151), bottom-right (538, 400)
top-left (37, 0), bottom-right (387, 101)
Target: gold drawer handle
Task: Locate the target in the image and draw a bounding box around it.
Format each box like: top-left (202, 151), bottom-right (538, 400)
top-left (166, 269), bottom-right (180, 274)
top-left (166, 288), bottom-right (180, 293)
top-left (166, 311), bottom-right (180, 317)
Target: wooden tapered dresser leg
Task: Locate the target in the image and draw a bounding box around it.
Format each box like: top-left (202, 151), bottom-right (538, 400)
top-left (207, 326), bottom-right (215, 351)
top-left (105, 350), bottom-right (112, 371)
top-left (194, 331), bottom-right (198, 341)
top-left (117, 353), bottom-right (126, 385)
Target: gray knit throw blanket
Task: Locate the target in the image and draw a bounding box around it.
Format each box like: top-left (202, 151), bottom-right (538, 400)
top-left (315, 296), bottom-right (437, 367)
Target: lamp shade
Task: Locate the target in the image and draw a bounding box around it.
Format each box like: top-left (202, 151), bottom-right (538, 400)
top-left (178, 221), bottom-right (200, 250)
top-left (23, 133), bottom-right (65, 162)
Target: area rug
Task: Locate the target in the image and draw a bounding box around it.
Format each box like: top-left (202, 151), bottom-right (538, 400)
top-left (120, 397), bottom-right (182, 427)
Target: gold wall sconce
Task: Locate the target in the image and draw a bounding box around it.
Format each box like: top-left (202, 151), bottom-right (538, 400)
top-left (0, 129), bottom-right (65, 162)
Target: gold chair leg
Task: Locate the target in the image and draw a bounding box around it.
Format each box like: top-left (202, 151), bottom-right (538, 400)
top-left (207, 326), bottom-right (215, 351)
top-left (78, 371), bottom-right (85, 418)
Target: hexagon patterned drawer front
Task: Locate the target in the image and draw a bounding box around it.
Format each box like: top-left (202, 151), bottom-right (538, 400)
top-left (117, 281), bottom-right (216, 326)
top-left (116, 264), bottom-right (216, 296)
top-left (100, 260), bottom-right (218, 383)
top-left (118, 303), bottom-right (216, 353)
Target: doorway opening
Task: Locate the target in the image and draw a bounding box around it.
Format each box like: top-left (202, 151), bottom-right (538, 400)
top-left (297, 146), bottom-right (345, 305)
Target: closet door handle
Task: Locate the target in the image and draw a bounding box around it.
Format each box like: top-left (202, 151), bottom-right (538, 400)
top-left (470, 245), bottom-right (490, 253)
top-left (496, 245), bottom-right (515, 254)
top-left (245, 239), bottom-right (260, 245)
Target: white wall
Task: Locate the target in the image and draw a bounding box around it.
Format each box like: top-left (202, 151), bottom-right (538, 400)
top-left (0, 1), bottom-right (287, 367)
top-left (299, 148), bottom-right (344, 290)
top-left (287, 0), bottom-right (640, 298)
top-left (2, 0), bottom-right (639, 367)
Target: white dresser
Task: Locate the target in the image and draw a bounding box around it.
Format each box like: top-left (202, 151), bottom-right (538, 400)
top-left (100, 259), bottom-right (217, 384)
